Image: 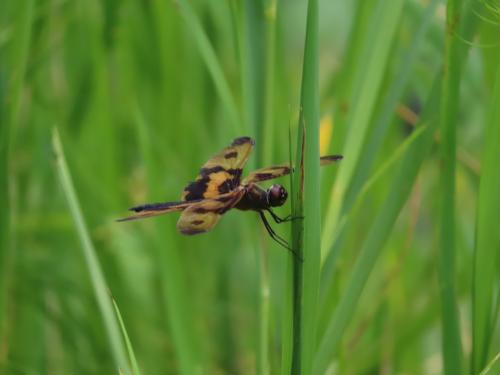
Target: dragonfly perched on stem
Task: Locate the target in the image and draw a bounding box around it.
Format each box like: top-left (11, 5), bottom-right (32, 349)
top-left (118, 137), bottom-right (342, 253)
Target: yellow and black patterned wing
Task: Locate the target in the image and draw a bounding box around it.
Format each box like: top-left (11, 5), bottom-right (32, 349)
top-left (242, 164), bottom-right (291, 184)
top-left (182, 137), bottom-right (254, 201)
top-left (117, 200), bottom-right (195, 222)
top-left (320, 155), bottom-right (343, 166)
top-left (177, 188), bottom-right (245, 235)
top-left (242, 155), bottom-right (342, 184)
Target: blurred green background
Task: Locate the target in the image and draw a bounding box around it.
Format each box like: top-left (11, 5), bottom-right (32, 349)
top-left (1, 0), bottom-right (499, 374)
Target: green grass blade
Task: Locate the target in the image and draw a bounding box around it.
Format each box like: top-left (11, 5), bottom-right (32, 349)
top-left (261, 0), bottom-right (278, 165)
top-left (438, 1), bottom-right (465, 373)
top-left (322, 2), bottom-right (378, 108)
top-left (0, 75), bottom-right (8, 361)
top-left (236, 2), bottom-right (270, 373)
top-left (314, 80), bottom-right (442, 374)
top-left (321, 0), bottom-right (406, 261)
top-left (281, 257), bottom-right (294, 375)
top-left (471, 63), bottom-right (500, 374)
top-left (479, 352), bottom-right (500, 375)
top-left (317, 125), bottom-right (430, 346)
top-left (343, 0), bottom-right (439, 212)
top-left (133, 106), bottom-right (202, 374)
top-left (176, 0), bottom-right (241, 131)
top-left (321, 123), bottom-right (429, 273)
top-left (112, 299), bottom-right (141, 375)
top-left (257, 246), bottom-right (270, 375)
top-left (52, 128), bottom-right (130, 375)
top-left (290, 0), bottom-right (320, 373)
top-left (259, 4), bottom-right (279, 372)
top-left (154, 236), bottom-right (202, 374)
top-left (2, 0), bottom-right (497, 373)
top-left (0, 0), bottom-right (34, 351)
top-left (281, 124), bottom-right (296, 375)
top-left (4, 0), bottom-right (33, 133)
top-left (241, 0), bottom-right (265, 142)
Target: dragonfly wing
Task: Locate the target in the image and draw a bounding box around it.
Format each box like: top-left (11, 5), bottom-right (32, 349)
top-left (177, 189), bottom-right (245, 235)
top-left (182, 137), bottom-right (254, 201)
top-left (242, 155), bottom-right (343, 184)
top-left (242, 165), bottom-right (291, 184)
top-left (320, 154), bottom-right (343, 166)
top-left (117, 200), bottom-right (194, 222)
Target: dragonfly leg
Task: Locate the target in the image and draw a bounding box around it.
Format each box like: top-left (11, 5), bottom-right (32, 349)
top-left (259, 211), bottom-right (302, 261)
top-left (266, 209), bottom-right (304, 224)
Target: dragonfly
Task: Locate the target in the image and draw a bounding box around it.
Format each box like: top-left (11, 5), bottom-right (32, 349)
top-left (118, 136), bottom-right (342, 251)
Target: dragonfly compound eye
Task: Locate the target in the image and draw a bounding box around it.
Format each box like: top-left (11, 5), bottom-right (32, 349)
top-left (268, 184), bottom-right (288, 207)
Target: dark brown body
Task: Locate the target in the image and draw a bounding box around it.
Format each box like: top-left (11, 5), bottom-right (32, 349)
top-left (235, 184), bottom-right (269, 211)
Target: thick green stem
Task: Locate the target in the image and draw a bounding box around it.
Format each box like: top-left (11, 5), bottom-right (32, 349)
top-left (438, 1), bottom-right (464, 374)
top-left (291, 0), bottom-right (320, 373)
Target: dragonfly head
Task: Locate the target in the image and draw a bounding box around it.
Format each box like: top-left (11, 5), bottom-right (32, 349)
top-left (267, 184), bottom-right (288, 207)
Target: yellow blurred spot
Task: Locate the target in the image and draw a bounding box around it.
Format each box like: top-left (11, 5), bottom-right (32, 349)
top-left (320, 114), bottom-right (333, 155)
top-left (265, 3), bottom-right (277, 21)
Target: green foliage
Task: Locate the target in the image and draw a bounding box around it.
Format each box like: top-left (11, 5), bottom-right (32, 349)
top-left (113, 299), bottom-right (141, 375)
top-left (0, 0), bottom-right (498, 374)
top-left (290, 0), bottom-right (321, 373)
top-left (52, 128), bottom-right (131, 374)
top-left (472, 63), bottom-right (500, 375)
top-left (438, 0), bottom-right (465, 373)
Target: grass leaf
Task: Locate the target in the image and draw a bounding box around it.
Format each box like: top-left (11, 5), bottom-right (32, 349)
top-left (52, 127), bottom-right (131, 374)
top-left (112, 299), bottom-right (142, 375)
top-left (0, 0), bottom-right (34, 347)
top-left (471, 63), bottom-right (500, 374)
top-left (342, 0), bottom-right (440, 213)
top-left (133, 107), bottom-right (202, 374)
top-left (479, 352), bottom-right (500, 375)
top-left (321, 0), bottom-right (406, 260)
top-left (314, 79), bottom-right (442, 374)
top-left (437, 1), bottom-right (466, 373)
top-left (291, 0), bottom-right (321, 373)
top-left (176, 0), bottom-right (241, 131)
